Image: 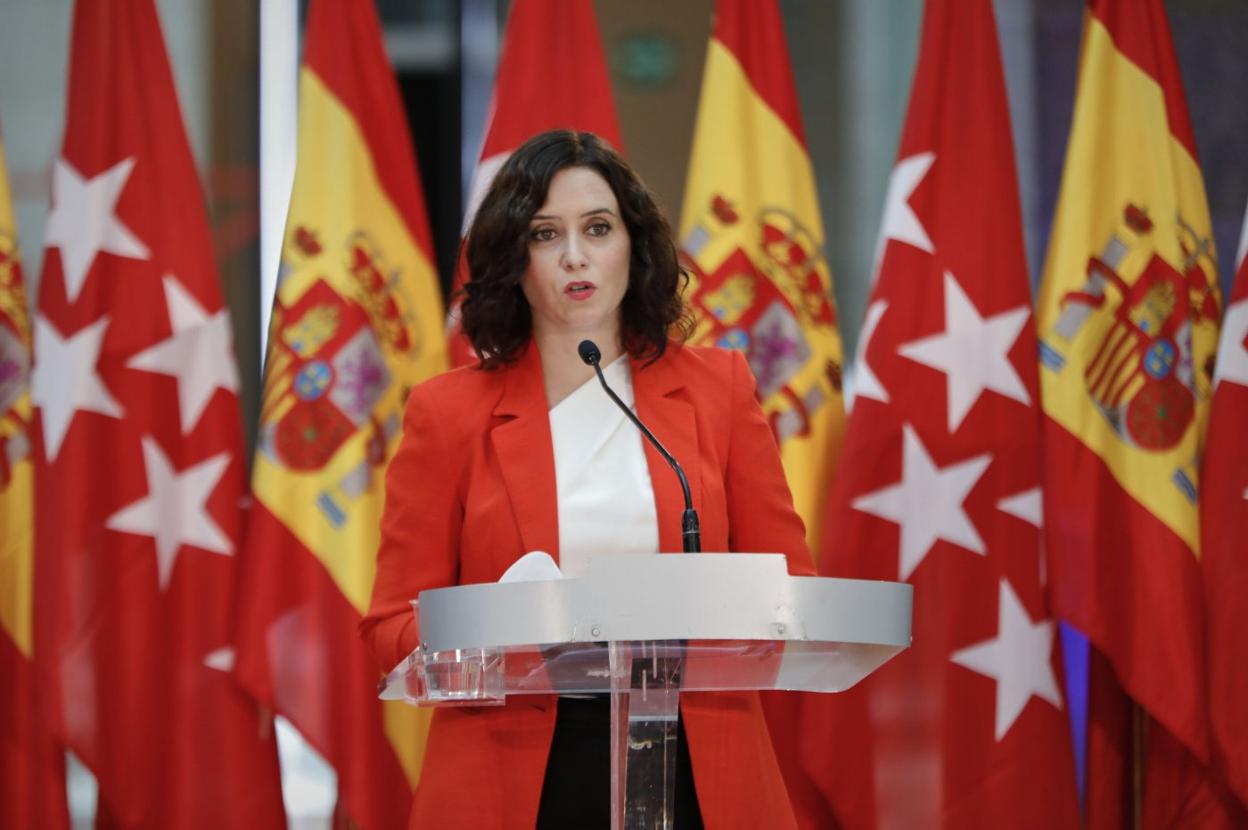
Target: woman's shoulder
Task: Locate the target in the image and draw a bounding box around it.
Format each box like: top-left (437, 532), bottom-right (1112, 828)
top-left (655, 342), bottom-right (750, 385)
top-left (414, 361), bottom-right (501, 399)
top-left (405, 362), bottom-right (505, 426)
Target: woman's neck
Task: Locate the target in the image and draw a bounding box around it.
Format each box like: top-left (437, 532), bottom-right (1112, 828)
top-left (532, 326), bottom-right (624, 410)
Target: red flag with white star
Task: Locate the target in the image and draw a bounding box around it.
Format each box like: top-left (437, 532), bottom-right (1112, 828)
top-left (1203, 209), bottom-right (1248, 813)
top-left (799, 1), bottom-right (1079, 826)
top-left (445, 0), bottom-right (621, 365)
top-left (30, 1), bottom-right (285, 825)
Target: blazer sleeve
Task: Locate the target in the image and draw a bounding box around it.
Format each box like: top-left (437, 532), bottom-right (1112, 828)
top-left (723, 350), bottom-right (817, 576)
top-left (359, 381), bottom-right (463, 672)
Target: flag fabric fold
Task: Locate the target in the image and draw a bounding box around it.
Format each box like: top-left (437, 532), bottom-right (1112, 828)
top-left (1202, 207), bottom-right (1248, 813)
top-left (446, 0), bottom-right (622, 366)
top-left (1034, 0), bottom-right (1233, 824)
top-left (0, 125), bottom-right (70, 830)
top-left (232, 0), bottom-right (447, 827)
top-left (800, 1), bottom-right (1080, 826)
top-left (678, 1), bottom-right (847, 824)
top-left (29, 1), bottom-right (285, 826)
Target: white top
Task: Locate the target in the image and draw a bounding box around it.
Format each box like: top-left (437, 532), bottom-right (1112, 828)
top-left (548, 356), bottom-right (660, 578)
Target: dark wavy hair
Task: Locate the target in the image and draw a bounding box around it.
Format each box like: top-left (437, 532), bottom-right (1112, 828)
top-left (460, 129), bottom-right (691, 368)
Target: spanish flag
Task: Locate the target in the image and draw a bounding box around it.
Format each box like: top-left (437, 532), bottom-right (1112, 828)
top-left (1035, 0), bottom-right (1228, 823)
top-left (0, 128), bottom-right (68, 830)
top-left (234, 0), bottom-right (447, 827)
top-left (679, 2), bottom-right (845, 824)
top-left (679, 0), bottom-right (845, 559)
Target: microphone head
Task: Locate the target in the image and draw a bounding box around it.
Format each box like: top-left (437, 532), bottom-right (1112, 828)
top-left (577, 339), bottom-right (602, 366)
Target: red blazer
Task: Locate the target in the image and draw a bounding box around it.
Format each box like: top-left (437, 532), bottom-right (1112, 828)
top-left (361, 342), bottom-right (814, 830)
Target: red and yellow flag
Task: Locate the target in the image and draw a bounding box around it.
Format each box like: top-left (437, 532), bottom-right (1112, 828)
top-left (447, 0), bottom-right (621, 366)
top-left (0, 127), bottom-right (69, 830)
top-left (678, 0), bottom-right (844, 557)
top-left (1035, 0), bottom-right (1230, 824)
top-left (233, 0), bottom-right (447, 827)
top-left (679, 2), bottom-right (845, 824)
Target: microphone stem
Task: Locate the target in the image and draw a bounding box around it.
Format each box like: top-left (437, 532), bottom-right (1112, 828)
top-left (590, 362), bottom-right (701, 553)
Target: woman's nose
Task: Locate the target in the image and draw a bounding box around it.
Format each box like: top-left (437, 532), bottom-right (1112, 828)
top-left (561, 234), bottom-right (589, 270)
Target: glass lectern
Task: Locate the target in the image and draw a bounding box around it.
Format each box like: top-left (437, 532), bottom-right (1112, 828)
top-left (379, 552), bottom-right (912, 830)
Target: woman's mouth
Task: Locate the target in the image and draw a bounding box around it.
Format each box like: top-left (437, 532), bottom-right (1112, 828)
top-left (565, 281), bottom-right (597, 301)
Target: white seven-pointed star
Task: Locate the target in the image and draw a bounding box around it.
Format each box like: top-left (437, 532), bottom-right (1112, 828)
top-left (950, 579), bottom-right (1063, 741)
top-left (897, 271), bottom-right (1031, 432)
top-left (31, 315), bottom-right (123, 462)
top-left (44, 157), bottom-right (150, 303)
top-left (854, 299), bottom-right (890, 404)
top-left (105, 436), bottom-right (234, 591)
top-left (1213, 298), bottom-right (1248, 389)
top-left (852, 424), bottom-right (992, 581)
top-left (871, 152), bottom-right (936, 272)
top-left (127, 276), bottom-right (240, 433)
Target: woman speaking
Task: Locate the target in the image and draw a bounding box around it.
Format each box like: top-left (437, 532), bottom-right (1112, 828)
top-left (361, 130), bottom-right (814, 829)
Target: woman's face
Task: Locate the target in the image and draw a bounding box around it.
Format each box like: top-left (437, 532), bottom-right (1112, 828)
top-left (520, 166), bottom-right (631, 343)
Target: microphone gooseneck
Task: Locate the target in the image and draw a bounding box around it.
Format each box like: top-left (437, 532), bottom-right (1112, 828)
top-left (577, 339), bottom-right (701, 553)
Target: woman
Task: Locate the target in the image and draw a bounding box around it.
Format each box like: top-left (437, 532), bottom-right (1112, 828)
top-left (361, 130), bottom-right (814, 829)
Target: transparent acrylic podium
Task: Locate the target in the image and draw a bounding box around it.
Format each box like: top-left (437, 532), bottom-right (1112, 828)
top-left (379, 553), bottom-right (912, 830)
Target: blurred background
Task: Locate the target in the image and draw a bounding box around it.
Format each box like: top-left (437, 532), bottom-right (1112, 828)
top-left (0, 0), bottom-right (1244, 826)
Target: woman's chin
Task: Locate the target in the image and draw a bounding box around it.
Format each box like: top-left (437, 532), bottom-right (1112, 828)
top-left (539, 308), bottom-right (621, 338)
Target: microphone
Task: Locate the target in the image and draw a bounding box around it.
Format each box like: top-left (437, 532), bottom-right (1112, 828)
top-left (578, 340), bottom-right (701, 553)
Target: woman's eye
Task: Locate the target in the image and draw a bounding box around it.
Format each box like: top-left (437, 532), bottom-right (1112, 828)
top-left (586, 222), bottom-right (610, 237)
top-left (530, 227), bottom-right (556, 242)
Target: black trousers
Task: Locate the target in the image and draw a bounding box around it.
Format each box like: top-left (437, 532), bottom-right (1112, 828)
top-left (536, 696), bottom-right (704, 829)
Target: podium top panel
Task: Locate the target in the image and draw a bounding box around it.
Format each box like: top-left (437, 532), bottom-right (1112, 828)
top-left (416, 553), bottom-right (912, 652)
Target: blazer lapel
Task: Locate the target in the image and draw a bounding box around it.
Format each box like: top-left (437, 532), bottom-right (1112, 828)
top-left (632, 351), bottom-right (702, 554)
top-left (491, 346), bottom-right (561, 563)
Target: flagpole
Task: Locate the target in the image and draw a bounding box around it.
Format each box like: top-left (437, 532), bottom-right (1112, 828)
top-left (258, 0), bottom-right (298, 367)
top-left (459, 0), bottom-right (498, 206)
